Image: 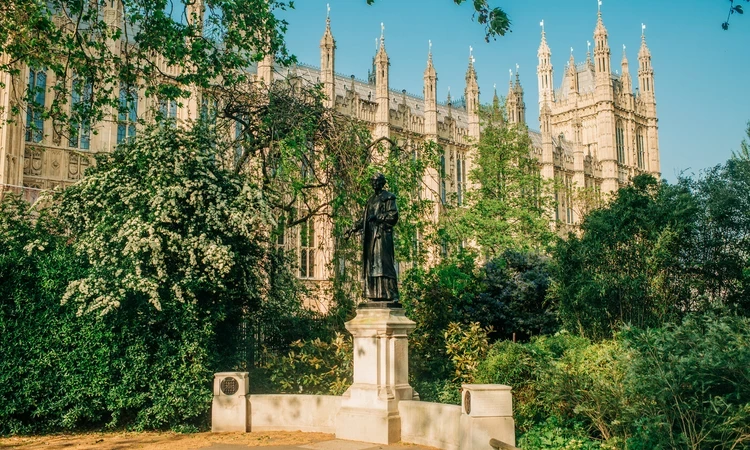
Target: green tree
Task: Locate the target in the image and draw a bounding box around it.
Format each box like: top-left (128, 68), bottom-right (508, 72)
top-left (480, 249), bottom-right (557, 341)
top-left (56, 122), bottom-right (277, 316)
top-left (689, 155), bottom-right (750, 313)
top-left (444, 107), bottom-right (554, 257)
top-left (0, 0), bottom-right (292, 139)
top-left (550, 174), bottom-right (698, 339)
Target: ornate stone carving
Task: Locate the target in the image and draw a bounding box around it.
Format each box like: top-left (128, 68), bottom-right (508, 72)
top-left (23, 147), bottom-right (43, 177)
top-left (68, 153), bottom-right (90, 180)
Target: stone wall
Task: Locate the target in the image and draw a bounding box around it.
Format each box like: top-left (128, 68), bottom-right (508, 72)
top-left (249, 394), bottom-right (341, 434)
top-left (399, 401), bottom-right (462, 450)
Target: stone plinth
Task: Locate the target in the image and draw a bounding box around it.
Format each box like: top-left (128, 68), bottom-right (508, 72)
top-left (212, 372), bottom-right (249, 432)
top-left (460, 384), bottom-right (515, 449)
top-left (335, 307), bottom-right (418, 445)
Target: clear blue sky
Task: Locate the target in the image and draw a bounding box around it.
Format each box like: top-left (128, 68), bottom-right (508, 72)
top-left (278, 0), bottom-right (750, 183)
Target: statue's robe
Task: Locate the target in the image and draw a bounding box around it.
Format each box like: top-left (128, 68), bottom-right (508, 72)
top-left (356, 190), bottom-right (399, 300)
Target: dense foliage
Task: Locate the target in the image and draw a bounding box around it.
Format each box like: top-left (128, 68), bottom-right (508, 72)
top-left (259, 333), bottom-right (352, 396)
top-left (553, 165), bottom-right (750, 339)
top-left (476, 314), bottom-right (750, 449)
top-left (400, 250), bottom-right (555, 402)
top-left (443, 108), bottom-right (555, 256)
top-left (551, 174), bottom-right (697, 339)
top-left (0, 124), bottom-right (308, 433)
top-left (0, 193), bottom-right (219, 433)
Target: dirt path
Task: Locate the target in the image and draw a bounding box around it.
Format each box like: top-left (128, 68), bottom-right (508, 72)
top-left (0, 431), bottom-right (335, 449)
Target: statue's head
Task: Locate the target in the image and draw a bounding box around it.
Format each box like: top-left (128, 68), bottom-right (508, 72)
top-left (370, 173), bottom-right (386, 191)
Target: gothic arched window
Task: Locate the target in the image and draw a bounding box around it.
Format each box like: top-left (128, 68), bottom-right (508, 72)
top-left (69, 74), bottom-right (92, 149)
top-left (26, 67), bottom-right (46, 143)
top-left (117, 83), bottom-right (138, 144)
top-left (616, 120), bottom-right (625, 164)
top-left (299, 218), bottom-right (315, 279)
top-left (637, 127), bottom-right (646, 170)
top-left (440, 154), bottom-right (446, 204)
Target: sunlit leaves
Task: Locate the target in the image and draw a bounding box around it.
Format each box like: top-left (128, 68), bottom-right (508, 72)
top-left (366, 0), bottom-right (511, 41)
top-left (0, 0), bottom-right (292, 135)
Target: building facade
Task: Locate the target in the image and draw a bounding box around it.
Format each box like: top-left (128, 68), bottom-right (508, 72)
top-left (534, 11), bottom-right (660, 225)
top-left (0, 6), bottom-right (659, 294)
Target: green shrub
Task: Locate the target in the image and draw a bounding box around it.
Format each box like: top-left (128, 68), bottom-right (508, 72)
top-left (519, 417), bottom-right (603, 450)
top-left (412, 379), bottom-right (461, 405)
top-left (539, 339), bottom-right (629, 442)
top-left (260, 333), bottom-right (353, 396)
top-left (444, 321), bottom-right (491, 384)
top-left (622, 314), bottom-right (750, 450)
top-left (476, 333), bottom-right (591, 433)
top-left (480, 250), bottom-right (557, 341)
top-left (401, 255), bottom-right (483, 382)
top-left (476, 315), bottom-right (750, 449)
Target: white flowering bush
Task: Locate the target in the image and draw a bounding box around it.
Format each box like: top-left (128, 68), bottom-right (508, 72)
top-left (56, 124), bottom-right (275, 316)
top-left (0, 124), bottom-right (299, 433)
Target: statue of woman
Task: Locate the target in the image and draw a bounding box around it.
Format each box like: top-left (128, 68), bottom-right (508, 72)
top-left (346, 173), bottom-right (400, 304)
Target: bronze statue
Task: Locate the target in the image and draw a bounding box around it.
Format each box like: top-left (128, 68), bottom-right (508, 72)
top-left (346, 173), bottom-right (400, 305)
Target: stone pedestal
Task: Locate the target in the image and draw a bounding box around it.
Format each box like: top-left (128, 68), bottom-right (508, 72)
top-left (212, 372), bottom-right (249, 432)
top-left (335, 307), bottom-right (418, 445)
top-left (459, 384), bottom-right (515, 449)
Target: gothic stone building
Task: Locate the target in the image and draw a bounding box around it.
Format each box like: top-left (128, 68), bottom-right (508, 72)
top-left (0, 8), bottom-right (659, 301)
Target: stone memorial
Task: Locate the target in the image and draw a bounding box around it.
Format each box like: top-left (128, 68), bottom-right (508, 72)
top-left (337, 173), bottom-right (418, 444)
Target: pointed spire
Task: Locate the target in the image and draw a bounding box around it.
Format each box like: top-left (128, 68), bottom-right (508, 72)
top-left (424, 39), bottom-right (436, 78)
top-left (638, 22), bottom-right (655, 99)
top-left (568, 47), bottom-right (576, 71)
top-left (466, 45), bottom-right (477, 83)
top-left (493, 83), bottom-right (500, 107)
top-left (567, 48), bottom-right (579, 93)
top-left (639, 23), bottom-right (651, 58)
top-left (514, 63), bottom-right (523, 94)
top-left (594, 0), bottom-right (608, 38)
top-left (319, 5), bottom-right (335, 108)
top-left (586, 40), bottom-right (592, 64)
top-left (538, 19), bottom-right (550, 55)
top-left (621, 43), bottom-right (632, 94)
top-left (446, 86), bottom-right (452, 117)
top-left (379, 22), bottom-right (385, 53)
top-left (593, 0), bottom-right (611, 79)
top-left (320, 3), bottom-right (334, 47)
top-left (468, 45), bottom-right (476, 73)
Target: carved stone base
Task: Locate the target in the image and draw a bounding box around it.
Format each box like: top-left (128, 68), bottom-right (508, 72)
top-left (335, 307), bottom-right (418, 445)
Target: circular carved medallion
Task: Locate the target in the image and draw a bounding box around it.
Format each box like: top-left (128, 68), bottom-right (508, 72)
top-left (220, 377), bottom-right (239, 395)
top-left (464, 390), bottom-right (471, 415)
